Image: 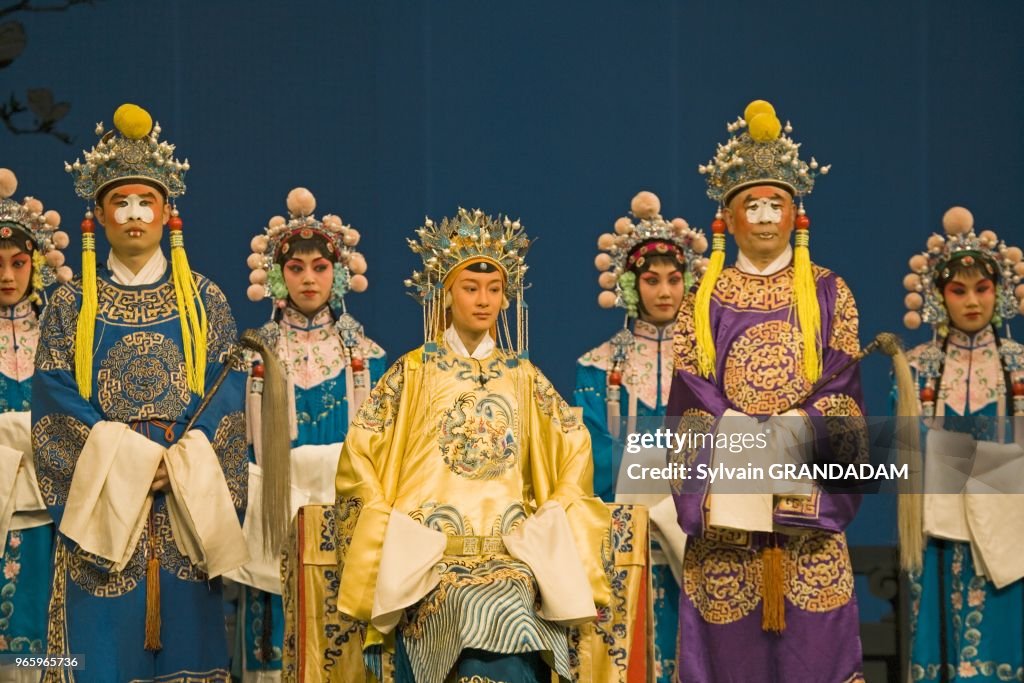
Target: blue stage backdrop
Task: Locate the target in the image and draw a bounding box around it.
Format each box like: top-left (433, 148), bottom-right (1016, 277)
top-left (3, 0), bottom-right (1022, 549)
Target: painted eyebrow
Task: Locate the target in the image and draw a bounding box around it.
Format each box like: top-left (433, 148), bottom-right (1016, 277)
top-left (109, 191), bottom-right (158, 201)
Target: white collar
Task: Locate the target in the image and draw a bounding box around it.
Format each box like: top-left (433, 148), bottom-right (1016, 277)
top-left (444, 325), bottom-right (495, 360)
top-left (736, 244), bottom-right (792, 276)
top-left (108, 249), bottom-right (167, 286)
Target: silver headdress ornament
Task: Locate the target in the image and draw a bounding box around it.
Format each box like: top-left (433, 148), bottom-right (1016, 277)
top-left (64, 103), bottom-right (188, 200)
top-left (594, 190), bottom-right (708, 316)
top-left (903, 206), bottom-right (1024, 333)
top-left (405, 207), bottom-right (531, 360)
top-left (0, 167), bottom-right (73, 300)
top-left (245, 187), bottom-right (368, 308)
top-left (699, 100), bottom-right (830, 204)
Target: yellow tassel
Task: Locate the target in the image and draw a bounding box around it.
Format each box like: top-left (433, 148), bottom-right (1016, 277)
top-left (792, 233), bottom-right (822, 383)
top-left (170, 228), bottom-right (207, 396)
top-left (694, 233), bottom-right (726, 379)
top-left (144, 554), bottom-right (162, 651)
top-left (74, 231), bottom-right (97, 400)
top-left (761, 545), bottom-right (786, 633)
top-left (29, 250), bottom-right (44, 305)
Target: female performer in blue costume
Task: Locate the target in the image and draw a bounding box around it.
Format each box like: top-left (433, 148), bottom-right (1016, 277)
top-left (0, 167), bottom-right (73, 680)
top-left (229, 187), bottom-right (386, 682)
top-left (899, 206), bottom-right (1024, 681)
top-left (574, 190), bottom-right (706, 682)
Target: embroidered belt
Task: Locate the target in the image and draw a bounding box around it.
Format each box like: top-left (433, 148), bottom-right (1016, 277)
top-left (444, 535), bottom-right (506, 556)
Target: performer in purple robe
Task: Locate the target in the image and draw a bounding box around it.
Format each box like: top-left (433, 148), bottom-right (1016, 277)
top-left (668, 99), bottom-right (867, 682)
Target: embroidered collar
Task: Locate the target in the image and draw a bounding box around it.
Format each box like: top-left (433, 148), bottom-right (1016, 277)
top-left (281, 305), bottom-right (333, 331)
top-left (633, 318), bottom-right (672, 341)
top-left (946, 326), bottom-right (995, 350)
top-left (0, 299), bottom-right (34, 320)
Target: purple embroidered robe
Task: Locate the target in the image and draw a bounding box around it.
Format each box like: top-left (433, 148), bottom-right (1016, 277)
top-left (667, 263), bottom-right (867, 683)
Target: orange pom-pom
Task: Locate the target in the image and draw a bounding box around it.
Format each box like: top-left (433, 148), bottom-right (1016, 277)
top-left (903, 273), bottom-right (921, 291)
top-left (56, 266), bottom-right (73, 283)
top-left (1005, 246), bottom-right (1023, 264)
top-left (595, 253), bottom-right (613, 270)
top-left (343, 229), bottom-right (360, 246)
top-left (597, 233), bottom-right (615, 250)
top-left (249, 269), bottom-right (267, 285)
top-left (598, 271), bottom-right (617, 290)
top-left (286, 187), bottom-right (316, 217)
top-left (348, 253), bottom-right (367, 275)
top-left (926, 234), bottom-right (945, 251)
top-left (942, 206), bottom-right (973, 235)
top-left (671, 217), bottom-right (689, 232)
top-left (44, 210), bottom-right (61, 227)
top-left (250, 235), bottom-right (269, 253)
top-left (1016, 262), bottom-right (1024, 277)
top-left (1014, 284), bottom-right (1024, 300)
top-left (903, 311), bottom-right (922, 330)
top-left (268, 216), bottom-right (286, 229)
top-left (0, 169), bottom-right (16, 199)
top-left (597, 290), bottom-right (617, 308)
top-left (23, 198), bottom-right (42, 215)
top-left (349, 274), bottom-right (368, 292)
top-left (614, 217), bottom-right (632, 235)
top-left (692, 235), bottom-right (709, 254)
top-left (979, 229), bottom-right (998, 246)
top-left (904, 292), bottom-right (923, 310)
top-left (53, 231), bottom-right (70, 249)
top-left (908, 254), bottom-right (928, 272)
top-left (45, 250), bottom-right (65, 268)
top-left (631, 191), bottom-right (661, 220)
top-left (247, 253), bottom-right (264, 269)
top-left (246, 284), bottom-right (266, 302)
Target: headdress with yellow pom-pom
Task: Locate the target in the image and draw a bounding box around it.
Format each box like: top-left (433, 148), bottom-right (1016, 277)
top-left (0, 167), bottom-right (74, 306)
top-left (405, 207), bottom-right (530, 360)
top-left (593, 189), bottom-right (708, 436)
top-left (694, 100), bottom-right (831, 383)
top-left (65, 104), bottom-right (205, 401)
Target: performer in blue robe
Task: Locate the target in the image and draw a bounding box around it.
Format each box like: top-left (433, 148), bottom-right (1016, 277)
top-left (32, 105), bottom-right (249, 683)
top-left (0, 167), bottom-right (74, 679)
top-left (574, 190), bottom-right (707, 682)
top-left (229, 188), bottom-right (386, 681)
top-left (899, 206), bottom-right (1024, 681)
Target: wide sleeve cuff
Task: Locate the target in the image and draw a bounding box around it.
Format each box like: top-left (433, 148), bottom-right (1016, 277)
top-left (290, 443), bottom-right (344, 506)
top-left (504, 499), bottom-right (597, 626)
top-left (964, 440), bottom-right (1024, 588)
top-left (59, 421), bottom-right (162, 568)
top-left (164, 429), bottom-right (249, 578)
top-left (370, 512), bottom-right (446, 634)
top-left (649, 495), bottom-right (686, 586)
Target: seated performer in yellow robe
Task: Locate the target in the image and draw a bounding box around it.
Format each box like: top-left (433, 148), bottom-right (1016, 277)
top-left (334, 208), bottom-right (611, 683)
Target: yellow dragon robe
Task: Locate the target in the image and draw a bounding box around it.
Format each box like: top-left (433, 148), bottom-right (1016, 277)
top-left (335, 340), bottom-right (611, 683)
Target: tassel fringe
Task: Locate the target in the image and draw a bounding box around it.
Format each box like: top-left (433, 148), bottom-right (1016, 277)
top-left (792, 237), bottom-right (822, 383)
top-left (75, 233), bottom-right (97, 400)
top-left (170, 229), bottom-right (208, 396)
top-left (761, 545), bottom-right (786, 633)
top-left (694, 235), bottom-right (726, 379)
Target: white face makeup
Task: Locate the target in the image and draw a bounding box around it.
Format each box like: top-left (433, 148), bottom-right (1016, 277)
top-left (113, 194), bottom-right (156, 225)
top-left (744, 197), bottom-right (783, 225)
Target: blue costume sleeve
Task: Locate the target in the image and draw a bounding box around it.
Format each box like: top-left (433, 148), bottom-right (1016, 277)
top-left (573, 361), bottom-right (620, 502)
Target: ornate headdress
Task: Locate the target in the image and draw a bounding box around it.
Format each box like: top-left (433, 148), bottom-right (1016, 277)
top-left (903, 206), bottom-right (1024, 333)
top-left (65, 104), bottom-right (206, 400)
top-left (594, 190), bottom-right (708, 317)
top-left (245, 187), bottom-right (369, 308)
top-left (0, 167), bottom-right (74, 304)
top-left (694, 100), bottom-right (830, 383)
top-left (405, 207), bottom-right (530, 359)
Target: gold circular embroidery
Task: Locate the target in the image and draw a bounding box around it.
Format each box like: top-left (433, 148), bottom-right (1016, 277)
top-left (438, 391), bottom-right (519, 480)
top-left (683, 537), bottom-right (762, 624)
top-left (673, 408), bottom-right (715, 469)
top-left (812, 394), bottom-right (868, 465)
top-left (784, 531), bottom-right (853, 612)
top-left (723, 320), bottom-right (811, 414)
top-left (97, 331), bottom-right (189, 422)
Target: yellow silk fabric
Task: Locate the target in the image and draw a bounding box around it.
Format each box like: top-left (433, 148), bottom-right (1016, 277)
top-left (335, 345), bottom-right (611, 623)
